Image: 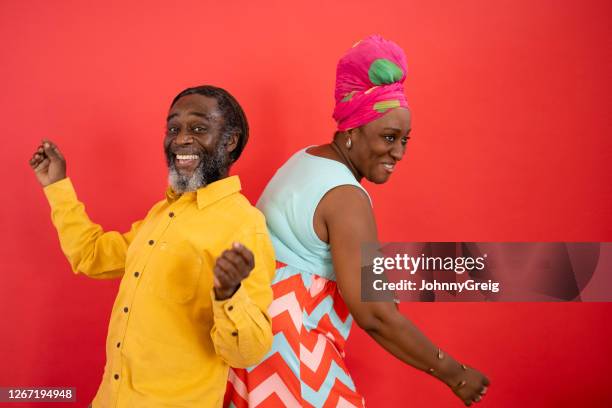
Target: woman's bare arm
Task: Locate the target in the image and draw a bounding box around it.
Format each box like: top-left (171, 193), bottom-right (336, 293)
top-left (316, 185), bottom-right (489, 406)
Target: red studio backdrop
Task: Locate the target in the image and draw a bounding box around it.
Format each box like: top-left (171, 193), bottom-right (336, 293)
top-left (1, 0), bottom-right (611, 407)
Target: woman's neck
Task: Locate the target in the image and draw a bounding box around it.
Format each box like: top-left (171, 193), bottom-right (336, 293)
top-left (329, 140), bottom-right (362, 181)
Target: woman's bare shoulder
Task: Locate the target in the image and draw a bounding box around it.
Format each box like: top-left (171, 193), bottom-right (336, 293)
top-left (319, 184), bottom-right (372, 221)
top-left (305, 144), bottom-right (341, 162)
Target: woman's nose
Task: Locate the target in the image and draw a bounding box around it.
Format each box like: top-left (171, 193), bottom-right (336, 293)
top-left (390, 143), bottom-right (405, 161)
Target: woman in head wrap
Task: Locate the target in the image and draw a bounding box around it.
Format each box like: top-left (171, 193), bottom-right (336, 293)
top-left (224, 35), bottom-right (489, 407)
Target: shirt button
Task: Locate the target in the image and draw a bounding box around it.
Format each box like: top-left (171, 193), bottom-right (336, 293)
top-left (114, 374), bottom-right (119, 380)
top-left (231, 331), bottom-right (238, 336)
top-left (116, 342), bottom-right (121, 348)
top-left (227, 305), bottom-right (234, 311)
top-left (123, 307), bottom-right (129, 313)
top-left (148, 240), bottom-right (154, 246)
top-left (134, 271), bottom-right (140, 278)
top-left (169, 212), bottom-right (174, 218)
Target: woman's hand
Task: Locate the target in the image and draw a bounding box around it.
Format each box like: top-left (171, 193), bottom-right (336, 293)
top-left (29, 139), bottom-right (66, 187)
top-left (444, 363), bottom-right (490, 406)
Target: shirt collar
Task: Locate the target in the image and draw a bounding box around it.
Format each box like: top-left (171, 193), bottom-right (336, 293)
top-left (165, 175), bottom-right (242, 209)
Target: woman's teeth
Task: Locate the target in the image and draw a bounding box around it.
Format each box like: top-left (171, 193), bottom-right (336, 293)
top-left (383, 163), bottom-right (394, 172)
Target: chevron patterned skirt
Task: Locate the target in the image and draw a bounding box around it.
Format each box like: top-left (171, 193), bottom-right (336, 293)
top-left (224, 264), bottom-right (365, 408)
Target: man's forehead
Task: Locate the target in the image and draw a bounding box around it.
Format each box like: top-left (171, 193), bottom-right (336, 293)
top-left (167, 111), bottom-right (220, 122)
top-left (167, 94), bottom-right (222, 121)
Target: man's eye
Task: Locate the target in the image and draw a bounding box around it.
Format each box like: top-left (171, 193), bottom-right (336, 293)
top-left (167, 127), bottom-right (179, 134)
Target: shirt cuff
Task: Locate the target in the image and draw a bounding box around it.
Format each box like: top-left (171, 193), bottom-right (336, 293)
top-left (43, 177), bottom-right (77, 206)
top-left (211, 284), bottom-right (250, 326)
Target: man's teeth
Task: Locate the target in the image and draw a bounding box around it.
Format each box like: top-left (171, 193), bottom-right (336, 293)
top-left (176, 154), bottom-right (199, 160)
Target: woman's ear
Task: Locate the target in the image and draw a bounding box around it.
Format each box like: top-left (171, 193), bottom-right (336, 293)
top-left (347, 127), bottom-right (363, 145)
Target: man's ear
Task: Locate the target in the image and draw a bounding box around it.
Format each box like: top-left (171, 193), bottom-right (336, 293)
top-left (225, 132), bottom-right (239, 156)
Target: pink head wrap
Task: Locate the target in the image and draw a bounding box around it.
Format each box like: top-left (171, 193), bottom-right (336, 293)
top-left (332, 35), bottom-right (409, 131)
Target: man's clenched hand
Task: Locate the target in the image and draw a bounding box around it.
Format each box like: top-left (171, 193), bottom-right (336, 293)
top-left (29, 140), bottom-right (66, 187)
top-left (213, 242), bottom-right (255, 300)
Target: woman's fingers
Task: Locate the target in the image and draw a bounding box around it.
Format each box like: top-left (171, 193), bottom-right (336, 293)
top-left (455, 371), bottom-right (489, 406)
top-left (469, 384), bottom-right (487, 403)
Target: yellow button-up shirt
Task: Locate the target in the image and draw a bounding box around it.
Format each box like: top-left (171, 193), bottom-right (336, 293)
top-left (43, 176), bottom-right (274, 408)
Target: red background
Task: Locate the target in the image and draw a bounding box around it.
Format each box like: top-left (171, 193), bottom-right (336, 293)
top-left (1, 0), bottom-right (611, 407)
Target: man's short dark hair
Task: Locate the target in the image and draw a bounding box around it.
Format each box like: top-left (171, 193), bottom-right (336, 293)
top-left (171, 85), bottom-right (249, 163)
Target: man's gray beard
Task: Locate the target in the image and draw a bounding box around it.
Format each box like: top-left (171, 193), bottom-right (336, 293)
top-left (168, 165), bottom-right (205, 193)
top-left (167, 139), bottom-right (228, 193)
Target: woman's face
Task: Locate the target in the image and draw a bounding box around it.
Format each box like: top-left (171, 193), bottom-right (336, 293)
top-left (349, 108), bottom-right (411, 184)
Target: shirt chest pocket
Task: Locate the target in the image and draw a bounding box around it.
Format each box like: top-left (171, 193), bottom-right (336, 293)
top-left (146, 240), bottom-right (203, 304)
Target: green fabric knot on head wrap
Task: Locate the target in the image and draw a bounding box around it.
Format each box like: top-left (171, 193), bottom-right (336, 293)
top-left (368, 58), bottom-right (404, 85)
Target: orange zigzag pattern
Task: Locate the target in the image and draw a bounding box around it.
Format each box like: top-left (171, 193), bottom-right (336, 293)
top-left (225, 271), bottom-right (363, 408)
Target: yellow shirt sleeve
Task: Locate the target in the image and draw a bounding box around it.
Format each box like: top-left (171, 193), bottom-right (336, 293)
top-left (210, 230), bottom-right (275, 368)
top-left (43, 177), bottom-right (143, 279)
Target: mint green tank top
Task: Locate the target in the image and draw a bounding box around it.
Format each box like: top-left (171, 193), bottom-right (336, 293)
top-left (256, 147), bottom-right (371, 281)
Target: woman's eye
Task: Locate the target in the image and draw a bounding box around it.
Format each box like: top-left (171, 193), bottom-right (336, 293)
top-left (384, 135), bottom-right (395, 142)
top-left (401, 137), bottom-right (408, 145)
top-left (192, 126), bottom-right (207, 133)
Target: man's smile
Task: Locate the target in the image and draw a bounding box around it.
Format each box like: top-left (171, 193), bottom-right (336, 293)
top-left (173, 152), bottom-right (201, 173)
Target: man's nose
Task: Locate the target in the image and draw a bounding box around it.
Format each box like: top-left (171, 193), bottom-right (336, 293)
top-left (175, 130), bottom-right (193, 145)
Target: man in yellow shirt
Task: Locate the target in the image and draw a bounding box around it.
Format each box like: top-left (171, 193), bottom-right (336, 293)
top-left (28, 85), bottom-right (275, 407)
